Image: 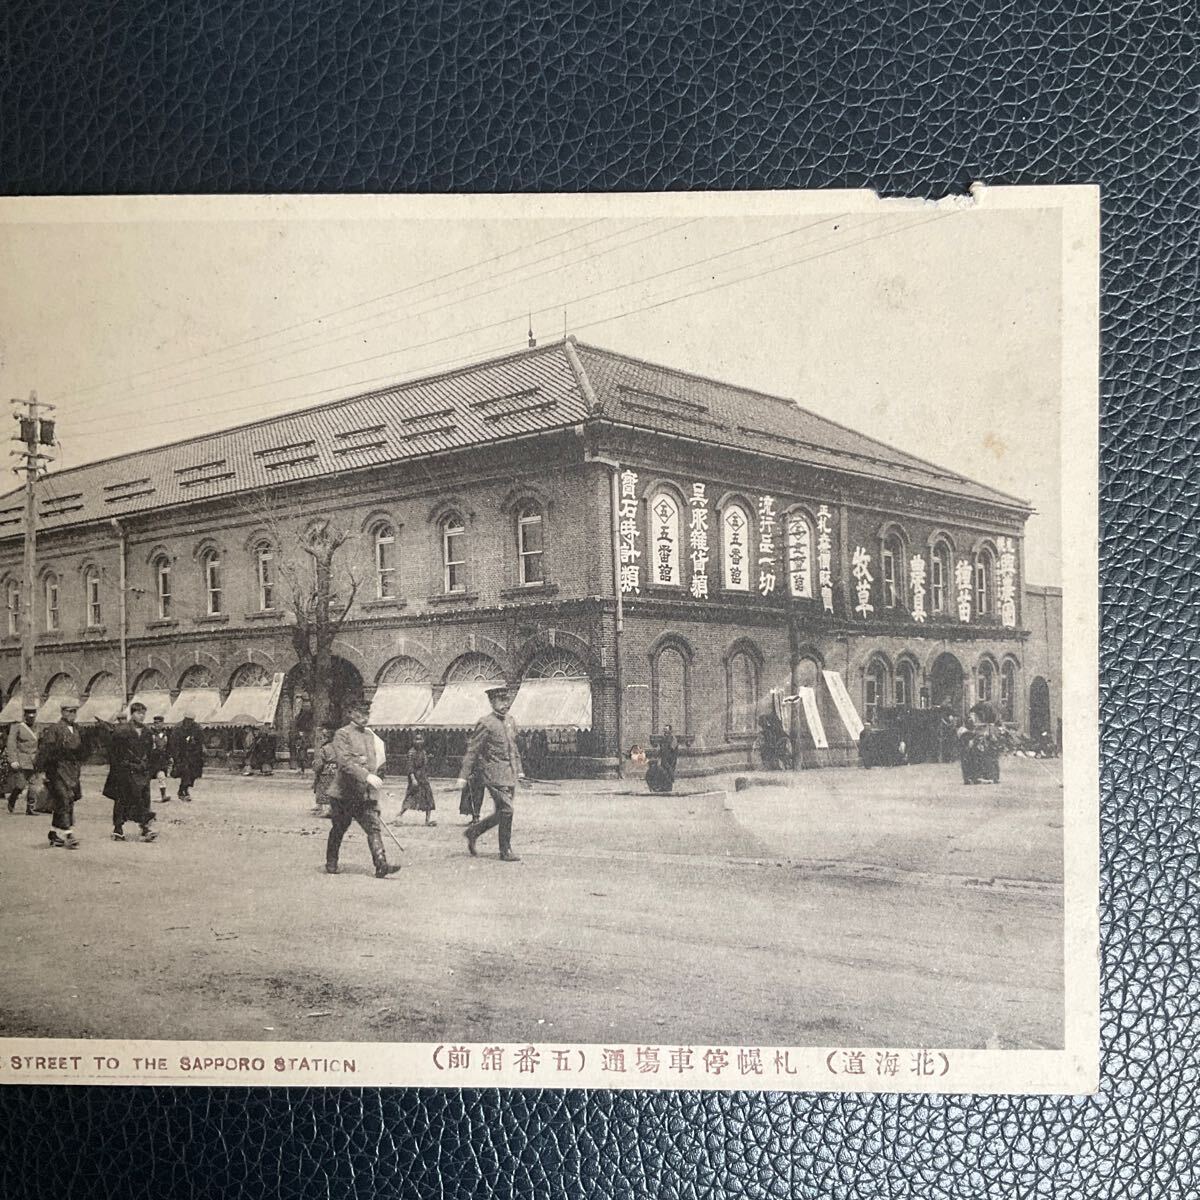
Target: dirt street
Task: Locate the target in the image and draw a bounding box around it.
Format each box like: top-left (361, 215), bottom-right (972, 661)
top-left (0, 757), bottom-right (1063, 1048)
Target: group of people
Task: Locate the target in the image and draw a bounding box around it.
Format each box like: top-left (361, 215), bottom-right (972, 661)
top-left (957, 707), bottom-right (1002, 785)
top-left (3, 701), bottom-right (206, 848)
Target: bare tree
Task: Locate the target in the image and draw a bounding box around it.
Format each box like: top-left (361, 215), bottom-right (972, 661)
top-left (239, 497), bottom-right (364, 731)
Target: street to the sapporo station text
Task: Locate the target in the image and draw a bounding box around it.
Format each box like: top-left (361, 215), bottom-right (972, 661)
top-left (0, 758), bottom-right (1062, 1049)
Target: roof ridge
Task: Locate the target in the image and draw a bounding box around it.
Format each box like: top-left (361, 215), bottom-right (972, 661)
top-left (570, 339), bottom-right (1011, 498)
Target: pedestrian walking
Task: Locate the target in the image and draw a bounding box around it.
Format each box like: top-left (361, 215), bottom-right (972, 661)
top-left (324, 701), bottom-right (401, 879)
top-left (34, 701), bottom-right (88, 849)
top-left (102, 702), bottom-right (158, 842)
top-left (399, 734), bottom-right (436, 826)
top-left (457, 684), bottom-right (526, 862)
top-left (310, 724), bottom-right (337, 816)
top-left (5, 706), bottom-right (39, 814)
top-left (148, 714), bottom-right (172, 804)
top-left (168, 714), bottom-right (205, 800)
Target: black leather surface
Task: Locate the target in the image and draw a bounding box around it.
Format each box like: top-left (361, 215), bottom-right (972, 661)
top-left (1, 2), bottom-right (1197, 1196)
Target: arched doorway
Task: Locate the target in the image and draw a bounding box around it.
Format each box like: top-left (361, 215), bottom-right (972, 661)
top-left (1029, 676), bottom-right (1051, 738)
top-left (326, 657), bottom-right (364, 729)
top-left (930, 653), bottom-right (965, 716)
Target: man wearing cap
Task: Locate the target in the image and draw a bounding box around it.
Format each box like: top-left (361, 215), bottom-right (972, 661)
top-left (456, 684), bottom-right (526, 862)
top-left (148, 714), bottom-right (172, 804)
top-left (102, 701), bottom-right (158, 842)
top-left (5, 706), bottom-right (39, 814)
top-left (324, 699), bottom-right (401, 879)
top-left (34, 701), bottom-right (88, 849)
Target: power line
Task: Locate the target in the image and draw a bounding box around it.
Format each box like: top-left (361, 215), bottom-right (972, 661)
top-left (50, 217), bottom-right (609, 404)
top-left (67, 215), bottom-right (843, 433)
top-left (60, 210), bottom-right (948, 446)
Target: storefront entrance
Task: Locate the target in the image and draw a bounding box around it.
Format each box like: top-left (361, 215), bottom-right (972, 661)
top-left (930, 653), bottom-right (965, 717)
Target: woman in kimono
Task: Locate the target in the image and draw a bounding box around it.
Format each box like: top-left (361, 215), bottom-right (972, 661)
top-left (400, 733), bottom-right (437, 825)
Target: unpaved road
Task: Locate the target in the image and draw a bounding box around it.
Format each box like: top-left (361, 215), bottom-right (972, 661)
top-left (0, 758), bottom-right (1063, 1048)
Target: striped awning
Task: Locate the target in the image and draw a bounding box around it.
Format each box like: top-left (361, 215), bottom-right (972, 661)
top-left (508, 678), bottom-right (592, 730)
top-left (209, 672), bottom-right (285, 727)
top-left (166, 687), bottom-right (223, 724)
top-left (0, 693), bottom-right (27, 724)
top-left (76, 691), bottom-right (126, 726)
top-left (421, 681), bottom-right (498, 729)
top-left (368, 684), bottom-right (434, 729)
top-left (36, 694), bottom-right (83, 725)
top-left (122, 690), bottom-right (173, 722)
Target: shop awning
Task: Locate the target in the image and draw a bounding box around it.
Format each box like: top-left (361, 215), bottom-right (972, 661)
top-left (421, 681), bottom-right (498, 729)
top-left (166, 687), bottom-right (223, 724)
top-left (76, 691), bottom-right (126, 726)
top-left (36, 694), bottom-right (83, 725)
top-left (123, 690), bottom-right (173, 722)
top-left (0, 693), bottom-right (27, 724)
top-left (211, 687), bottom-right (280, 727)
top-left (368, 684), bottom-right (434, 729)
top-left (508, 678), bottom-right (592, 730)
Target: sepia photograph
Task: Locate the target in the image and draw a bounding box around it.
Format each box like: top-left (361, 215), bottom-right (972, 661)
top-left (0, 189), bottom-right (1097, 1092)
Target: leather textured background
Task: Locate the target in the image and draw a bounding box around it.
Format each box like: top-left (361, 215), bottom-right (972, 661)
top-left (1, 2), bottom-right (1197, 1196)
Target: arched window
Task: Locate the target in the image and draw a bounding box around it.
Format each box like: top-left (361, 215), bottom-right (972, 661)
top-left (864, 657), bottom-right (890, 725)
top-left (881, 531), bottom-right (905, 609)
top-left (895, 659), bottom-right (916, 708)
top-left (721, 500), bottom-right (751, 591)
top-left (977, 658), bottom-right (996, 705)
top-left (1001, 660), bottom-right (1018, 723)
top-left (786, 510), bottom-right (813, 598)
top-left (442, 513), bottom-right (466, 593)
top-left (153, 556), bottom-right (172, 620)
top-left (517, 506), bottom-right (544, 586)
top-left (930, 539), bottom-right (952, 616)
top-left (255, 542), bottom-right (276, 610)
top-left (85, 567), bottom-right (101, 627)
top-left (726, 647), bottom-right (759, 737)
top-left (202, 549), bottom-right (223, 616)
top-left (974, 546), bottom-right (995, 618)
top-left (43, 572), bottom-right (60, 632)
top-left (648, 491), bottom-right (680, 587)
top-left (6, 581), bottom-right (19, 637)
top-left (652, 643), bottom-right (688, 735)
top-left (371, 523), bottom-right (395, 599)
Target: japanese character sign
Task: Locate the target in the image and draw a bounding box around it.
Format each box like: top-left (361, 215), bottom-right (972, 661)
top-left (851, 546), bottom-right (874, 618)
top-left (757, 494), bottom-right (777, 595)
top-left (955, 557), bottom-right (973, 622)
top-left (910, 553), bottom-right (927, 623)
top-left (997, 536), bottom-right (1017, 627)
top-left (816, 505), bottom-right (834, 612)
top-left (618, 469), bottom-right (641, 593)
top-left (723, 502), bottom-right (750, 591)
top-left (787, 512), bottom-right (812, 598)
top-left (650, 490), bottom-right (680, 586)
top-left (688, 483), bottom-right (709, 599)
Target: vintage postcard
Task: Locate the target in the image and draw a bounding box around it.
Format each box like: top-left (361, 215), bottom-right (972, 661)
top-left (0, 187), bottom-right (1097, 1093)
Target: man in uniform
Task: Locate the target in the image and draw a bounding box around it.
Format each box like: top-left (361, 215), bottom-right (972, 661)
top-left (102, 700), bottom-right (158, 842)
top-left (5, 705), bottom-right (39, 814)
top-left (148, 713), bottom-right (172, 804)
top-left (456, 684), bottom-right (526, 862)
top-left (35, 701), bottom-right (88, 849)
top-left (324, 700), bottom-right (401, 879)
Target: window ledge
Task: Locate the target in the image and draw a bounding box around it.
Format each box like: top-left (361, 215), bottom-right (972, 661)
top-left (361, 597), bottom-right (408, 612)
top-left (81, 625), bottom-right (108, 637)
top-left (245, 609), bottom-right (285, 621)
top-left (37, 631), bottom-right (64, 643)
top-left (147, 618), bottom-right (179, 630)
top-left (427, 591), bottom-right (478, 605)
top-left (195, 613), bottom-right (230, 625)
top-left (500, 582), bottom-right (559, 601)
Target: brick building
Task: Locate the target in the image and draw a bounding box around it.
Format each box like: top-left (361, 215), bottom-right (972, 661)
top-left (0, 338), bottom-right (1060, 776)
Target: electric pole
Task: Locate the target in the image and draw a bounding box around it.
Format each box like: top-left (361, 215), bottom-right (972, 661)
top-left (11, 390), bottom-right (55, 711)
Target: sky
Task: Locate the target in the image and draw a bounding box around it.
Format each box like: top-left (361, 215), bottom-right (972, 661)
top-left (0, 194), bottom-right (1064, 582)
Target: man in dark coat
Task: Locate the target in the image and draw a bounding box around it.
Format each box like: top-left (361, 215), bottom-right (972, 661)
top-left (456, 684), bottom-right (526, 862)
top-left (148, 714), bottom-right (172, 804)
top-left (324, 700), bottom-right (400, 879)
top-left (169, 715), bottom-right (205, 800)
top-left (35, 701), bottom-right (88, 849)
top-left (102, 701), bottom-right (158, 842)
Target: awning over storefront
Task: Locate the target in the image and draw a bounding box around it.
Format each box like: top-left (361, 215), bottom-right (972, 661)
top-left (122, 690), bottom-right (173, 722)
top-left (36, 694), bottom-right (82, 725)
top-left (76, 691), bottom-right (126, 726)
top-left (421, 681), bottom-right (498, 729)
top-left (508, 678), bottom-right (592, 730)
top-left (0, 693), bottom-right (27, 724)
top-left (210, 674), bottom-right (285, 727)
top-left (166, 688), bottom-right (223, 724)
top-left (368, 684), bottom-right (434, 729)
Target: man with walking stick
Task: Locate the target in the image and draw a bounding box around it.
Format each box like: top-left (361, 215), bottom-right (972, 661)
top-left (456, 684), bottom-right (527, 863)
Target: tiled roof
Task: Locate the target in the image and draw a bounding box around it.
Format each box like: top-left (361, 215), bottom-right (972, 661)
top-left (0, 338), bottom-right (1026, 536)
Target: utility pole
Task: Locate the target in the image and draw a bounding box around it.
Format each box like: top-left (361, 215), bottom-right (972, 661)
top-left (11, 390), bottom-right (55, 710)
